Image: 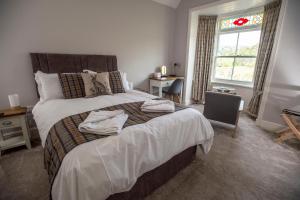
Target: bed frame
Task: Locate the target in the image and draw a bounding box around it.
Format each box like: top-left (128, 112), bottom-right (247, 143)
top-left (30, 53), bottom-right (197, 200)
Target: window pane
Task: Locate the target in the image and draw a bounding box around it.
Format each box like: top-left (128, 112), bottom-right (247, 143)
top-left (215, 58), bottom-right (234, 80)
top-left (237, 31), bottom-right (261, 56)
top-left (232, 58), bottom-right (256, 82)
top-left (217, 33), bottom-right (238, 56)
top-left (220, 13), bottom-right (263, 31)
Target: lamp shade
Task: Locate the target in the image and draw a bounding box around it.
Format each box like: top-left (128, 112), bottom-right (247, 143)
top-left (8, 94), bottom-right (20, 108)
top-left (161, 65), bottom-right (167, 76)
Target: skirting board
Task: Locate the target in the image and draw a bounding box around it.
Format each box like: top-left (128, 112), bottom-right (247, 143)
top-left (183, 99), bottom-right (192, 106)
top-left (257, 120), bottom-right (285, 133)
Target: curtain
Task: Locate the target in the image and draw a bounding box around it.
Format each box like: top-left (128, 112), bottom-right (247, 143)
top-left (247, 0), bottom-right (282, 117)
top-left (192, 16), bottom-right (217, 103)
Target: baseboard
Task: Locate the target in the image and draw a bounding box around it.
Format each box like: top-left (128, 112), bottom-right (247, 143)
top-left (257, 120), bottom-right (285, 132)
top-left (183, 99), bottom-right (192, 106)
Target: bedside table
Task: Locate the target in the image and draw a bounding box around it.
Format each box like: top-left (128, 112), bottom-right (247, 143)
top-left (0, 107), bottom-right (31, 156)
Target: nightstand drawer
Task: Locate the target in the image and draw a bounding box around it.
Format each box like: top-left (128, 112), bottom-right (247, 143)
top-left (0, 136), bottom-right (25, 150)
top-left (0, 116), bottom-right (22, 129)
top-left (161, 80), bottom-right (174, 87)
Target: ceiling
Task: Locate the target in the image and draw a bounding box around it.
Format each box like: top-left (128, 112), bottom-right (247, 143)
top-left (151, 0), bottom-right (182, 9)
top-left (192, 0), bottom-right (274, 15)
top-left (152, 0), bottom-right (275, 11)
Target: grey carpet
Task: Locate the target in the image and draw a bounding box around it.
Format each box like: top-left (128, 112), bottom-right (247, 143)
top-left (1, 113), bottom-right (300, 200)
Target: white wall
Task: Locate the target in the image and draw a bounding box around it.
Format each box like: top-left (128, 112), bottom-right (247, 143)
top-left (173, 0), bottom-right (221, 104)
top-left (173, 0), bottom-right (220, 76)
top-left (0, 0), bottom-right (175, 108)
top-left (175, 0), bottom-right (258, 106)
top-left (260, 0), bottom-right (300, 125)
top-left (174, 0), bottom-right (300, 124)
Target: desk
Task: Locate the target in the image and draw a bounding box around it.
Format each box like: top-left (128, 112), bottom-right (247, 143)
top-left (149, 76), bottom-right (184, 98)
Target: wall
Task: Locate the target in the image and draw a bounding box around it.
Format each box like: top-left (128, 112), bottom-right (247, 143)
top-left (0, 0), bottom-right (175, 108)
top-left (261, 0), bottom-right (300, 125)
top-left (174, 0), bottom-right (256, 107)
top-left (173, 0), bottom-right (220, 77)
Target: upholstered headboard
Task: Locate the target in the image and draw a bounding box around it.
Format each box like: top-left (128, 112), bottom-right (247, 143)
top-left (30, 53), bottom-right (118, 73)
top-left (30, 53), bottom-right (118, 97)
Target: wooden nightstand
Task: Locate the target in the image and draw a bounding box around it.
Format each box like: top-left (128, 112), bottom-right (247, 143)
top-left (0, 107), bottom-right (31, 156)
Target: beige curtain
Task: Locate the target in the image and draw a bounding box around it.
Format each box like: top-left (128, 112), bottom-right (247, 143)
top-left (247, 0), bottom-right (282, 117)
top-left (192, 16), bottom-right (217, 103)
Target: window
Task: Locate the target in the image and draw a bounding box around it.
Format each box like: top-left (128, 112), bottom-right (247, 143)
top-left (220, 13), bottom-right (263, 30)
top-left (212, 12), bottom-right (263, 87)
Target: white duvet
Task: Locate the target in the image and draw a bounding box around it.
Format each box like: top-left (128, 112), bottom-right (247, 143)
top-left (32, 90), bottom-right (214, 200)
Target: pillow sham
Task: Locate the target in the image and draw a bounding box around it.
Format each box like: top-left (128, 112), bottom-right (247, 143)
top-left (109, 71), bottom-right (126, 94)
top-left (83, 69), bottom-right (129, 92)
top-left (58, 73), bottom-right (85, 99)
top-left (82, 69), bottom-right (97, 75)
top-left (81, 72), bottom-right (112, 97)
top-left (35, 71), bottom-right (64, 102)
top-left (120, 72), bottom-right (130, 91)
top-left (34, 71), bottom-right (45, 100)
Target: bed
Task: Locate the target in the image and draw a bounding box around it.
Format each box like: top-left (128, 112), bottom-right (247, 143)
top-left (30, 53), bottom-right (214, 200)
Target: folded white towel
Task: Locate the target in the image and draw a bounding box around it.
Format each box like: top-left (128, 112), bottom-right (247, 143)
top-left (78, 110), bottom-right (128, 135)
top-left (141, 100), bottom-right (175, 112)
top-left (141, 100), bottom-right (173, 108)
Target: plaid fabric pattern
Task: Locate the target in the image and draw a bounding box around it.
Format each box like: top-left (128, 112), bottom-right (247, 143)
top-left (247, 0), bottom-right (281, 117)
top-left (44, 101), bottom-right (186, 189)
top-left (58, 73), bottom-right (85, 99)
top-left (192, 16), bottom-right (217, 103)
top-left (109, 71), bottom-right (125, 93)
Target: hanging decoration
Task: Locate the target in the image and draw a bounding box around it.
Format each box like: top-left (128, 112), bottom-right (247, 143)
top-left (233, 18), bottom-right (249, 26)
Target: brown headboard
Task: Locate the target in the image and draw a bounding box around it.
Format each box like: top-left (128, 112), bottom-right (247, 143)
top-left (30, 53), bottom-right (118, 73)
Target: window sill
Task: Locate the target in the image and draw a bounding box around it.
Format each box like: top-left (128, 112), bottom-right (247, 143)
top-left (211, 80), bottom-right (253, 89)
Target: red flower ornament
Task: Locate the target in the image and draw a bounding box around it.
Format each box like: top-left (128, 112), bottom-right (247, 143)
top-left (233, 18), bottom-right (249, 26)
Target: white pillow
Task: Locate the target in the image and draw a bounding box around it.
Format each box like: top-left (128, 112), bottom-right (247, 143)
top-left (35, 71), bottom-right (64, 102)
top-left (82, 69), bottom-right (97, 75)
top-left (83, 69), bottom-right (130, 91)
top-left (34, 72), bottom-right (45, 100)
top-left (121, 72), bottom-right (130, 91)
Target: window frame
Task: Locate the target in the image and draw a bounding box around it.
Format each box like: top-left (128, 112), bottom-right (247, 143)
top-left (211, 10), bottom-right (263, 88)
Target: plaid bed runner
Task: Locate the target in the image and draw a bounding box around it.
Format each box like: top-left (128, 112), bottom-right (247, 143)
top-left (44, 101), bottom-right (186, 187)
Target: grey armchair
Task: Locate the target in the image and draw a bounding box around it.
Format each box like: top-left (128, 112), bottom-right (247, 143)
top-left (203, 91), bottom-right (242, 137)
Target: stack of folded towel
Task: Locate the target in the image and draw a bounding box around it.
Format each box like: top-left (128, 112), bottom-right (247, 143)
top-left (141, 99), bottom-right (175, 112)
top-left (78, 110), bottom-right (128, 135)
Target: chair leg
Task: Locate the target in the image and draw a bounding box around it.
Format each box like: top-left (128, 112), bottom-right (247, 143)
top-left (281, 114), bottom-right (300, 141)
top-left (165, 94), bottom-right (169, 100)
top-left (174, 95), bottom-right (180, 103)
top-left (276, 129), bottom-right (295, 143)
top-left (173, 95), bottom-right (177, 103)
top-left (232, 112), bottom-right (241, 138)
top-left (232, 125), bottom-right (238, 138)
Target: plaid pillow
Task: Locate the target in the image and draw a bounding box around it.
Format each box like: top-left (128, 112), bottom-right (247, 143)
top-left (109, 71), bottom-right (125, 94)
top-left (58, 73), bottom-right (85, 99)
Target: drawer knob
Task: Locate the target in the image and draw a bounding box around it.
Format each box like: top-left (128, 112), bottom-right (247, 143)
top-left (2, 121), bottom-right (12, 126)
